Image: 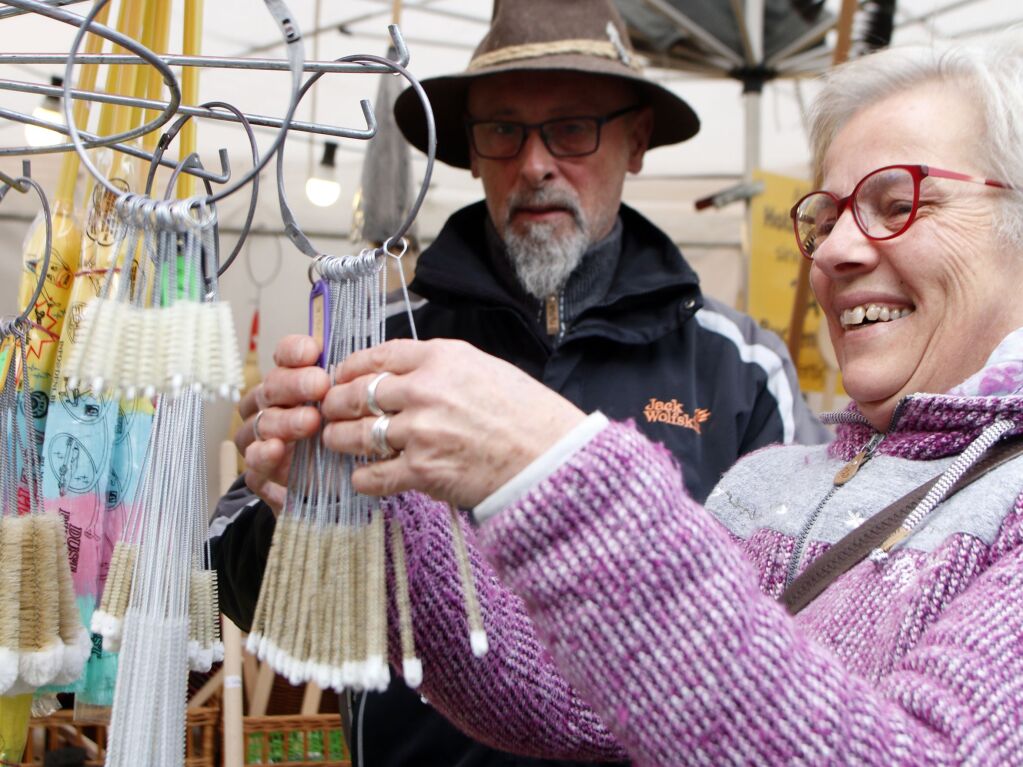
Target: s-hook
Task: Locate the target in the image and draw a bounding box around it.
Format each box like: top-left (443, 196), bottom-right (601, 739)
top-left (0, 161), bottom-right (53, 326)
top-left (277, 50), bottom-right (435, 260)
top-left (60, 0), bottom-right (305, 208)
top-left (1, 0), bottom-right (181, 156)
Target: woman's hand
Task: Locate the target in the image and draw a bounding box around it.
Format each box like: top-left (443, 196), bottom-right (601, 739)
top-left (321, 338), bottom-right (586, 508)
top-left (236, 334), bottom-right (329, 514)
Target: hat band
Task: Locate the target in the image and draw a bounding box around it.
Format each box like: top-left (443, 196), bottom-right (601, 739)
top-left (467, 39), bottom-right (643, 73)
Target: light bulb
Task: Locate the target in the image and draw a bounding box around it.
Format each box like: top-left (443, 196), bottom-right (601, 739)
top-left (305, 176), bottom-right (341, 207)
top-left (305, 140), bottom-right (341, 207)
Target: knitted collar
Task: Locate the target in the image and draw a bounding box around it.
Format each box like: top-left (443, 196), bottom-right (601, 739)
top-left (827, 326), bottom-right (1023, 461)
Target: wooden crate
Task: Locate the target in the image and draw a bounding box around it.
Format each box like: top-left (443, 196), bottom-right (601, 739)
top-left (17, 706), bottom-right (216, 767)
top-left (243, 713), bottom-right (349, 767)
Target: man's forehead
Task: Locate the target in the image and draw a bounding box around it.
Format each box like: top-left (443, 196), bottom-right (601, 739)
top-left (466, 71), bottom-right (633, 116)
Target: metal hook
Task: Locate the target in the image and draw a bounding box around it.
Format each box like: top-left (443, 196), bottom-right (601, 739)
top-left (0, 164), bottom-right (54, 325)
top-left (277, 45), bottom-right (434, 260)
top-left (1, 0), bottom-right (181, 161)
top-left (143, 101), bottom-right (261, 277)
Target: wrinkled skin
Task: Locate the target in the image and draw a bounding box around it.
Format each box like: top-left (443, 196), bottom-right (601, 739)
top-left (810, 80), bottom-right (1023, 431)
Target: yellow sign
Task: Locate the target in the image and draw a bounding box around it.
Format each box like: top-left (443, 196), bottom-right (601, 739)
top-left (748, 169), bottom-right (841, 394)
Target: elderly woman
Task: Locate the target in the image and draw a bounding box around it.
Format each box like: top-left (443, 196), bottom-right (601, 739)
top-left (241, 31), bottom-right (1023, 766)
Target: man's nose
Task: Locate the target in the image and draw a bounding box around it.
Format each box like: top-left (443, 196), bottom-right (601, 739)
top-left (517, 128), bottom-right (558, 184)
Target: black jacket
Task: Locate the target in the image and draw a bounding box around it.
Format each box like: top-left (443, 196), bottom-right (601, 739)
top-left (211, 201), bottom-right (826, 767)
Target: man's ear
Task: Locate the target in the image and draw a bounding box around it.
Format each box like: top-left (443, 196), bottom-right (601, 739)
top-left (470, 152), bottom-right (481, 179)
top-left (627, 106), bottom-right (654, 174)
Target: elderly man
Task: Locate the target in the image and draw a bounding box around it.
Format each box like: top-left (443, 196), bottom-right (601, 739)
top-left (211, 0), bottom-right (826, 765)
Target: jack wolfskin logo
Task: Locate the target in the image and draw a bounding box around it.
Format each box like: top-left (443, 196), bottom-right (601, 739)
top-left (643, 398), bottom-right (711, 434)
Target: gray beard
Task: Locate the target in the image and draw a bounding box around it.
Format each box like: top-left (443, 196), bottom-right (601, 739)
top-left (504, 220), bottom-right (589, 300)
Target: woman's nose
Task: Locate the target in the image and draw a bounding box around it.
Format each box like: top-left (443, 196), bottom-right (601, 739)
top-left (810, 208), bottom-right (880, 279)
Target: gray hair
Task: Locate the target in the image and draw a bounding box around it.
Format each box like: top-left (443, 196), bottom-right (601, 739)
top-left (808, 28), bottom-right (1023, 248)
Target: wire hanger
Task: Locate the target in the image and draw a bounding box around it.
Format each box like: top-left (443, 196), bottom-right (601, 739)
top-left (276, 47), bottom-right (436, 262)
top-left (0, 161), bottom-right (53, 327)
top-left (142, 101), bottom-right (262, 276)
top-left (56, 0), bottom-right (303, 207)
top-left (2, 0), bottom-right (182, 156)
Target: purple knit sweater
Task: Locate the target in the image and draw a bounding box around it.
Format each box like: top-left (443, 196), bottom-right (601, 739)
top-left (386, 391), bottom-right (1023, 765)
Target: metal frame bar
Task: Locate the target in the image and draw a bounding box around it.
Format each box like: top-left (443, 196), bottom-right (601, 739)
top-left (765, 13), bottom-right (836, 69)
top-left (0, 79), bottom-right (378, 141)
top-left (0, 50), bottom-right (410, 75)
top-left (0, 0), bottom-right (85, 21)
top-left (638, 0), bottom-right (745, 67)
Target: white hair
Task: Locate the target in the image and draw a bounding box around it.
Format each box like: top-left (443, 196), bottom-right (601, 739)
top-left (809, 28), bottom-right (1023, 249)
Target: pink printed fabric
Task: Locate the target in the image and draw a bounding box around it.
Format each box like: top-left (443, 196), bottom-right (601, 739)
top-left (475, 421), bottom-right (1023, 765)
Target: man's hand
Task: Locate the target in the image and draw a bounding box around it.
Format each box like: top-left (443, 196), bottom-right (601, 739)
top-left (236, 334), bottom-right (329, 514)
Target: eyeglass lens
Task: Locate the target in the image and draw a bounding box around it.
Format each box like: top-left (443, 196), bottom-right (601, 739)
top-left (795, 166), bottom-right (918, 257)
top-left (471, 117), bottom-right (600, 159)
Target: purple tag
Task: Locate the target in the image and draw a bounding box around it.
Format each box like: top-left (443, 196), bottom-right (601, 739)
top-left (309, 279), bottom-right (331, 368)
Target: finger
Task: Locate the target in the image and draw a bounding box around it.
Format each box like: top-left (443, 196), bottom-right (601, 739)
top-left (243, 468), bottom-right (287, 516)
top-left (337, 339), bottom-right (433, 384)
top-left (262, 365), bottom-right (330, 409)
top-left (244, 437), bottom-right (295, 488)
top-left (322, 414), bottom-right (407, 458)
top-left (350, 454), bottom-right (416, 498)
top-left (238, 405), bottom-right (322, 453)
top-left (321, 373), bottom-right (406, 422)
top-left (238, 385), bottom-right (263, 421)
top-left (273, 334), bottom-right (322, 368)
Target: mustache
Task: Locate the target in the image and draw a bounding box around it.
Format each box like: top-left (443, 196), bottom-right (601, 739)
top-left (505, 187), bottom-right (584, 227)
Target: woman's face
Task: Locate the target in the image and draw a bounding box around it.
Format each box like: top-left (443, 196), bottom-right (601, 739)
top-left (810, 81), bottom-right (1023, 431)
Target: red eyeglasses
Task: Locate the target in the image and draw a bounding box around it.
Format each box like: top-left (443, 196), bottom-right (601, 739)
top-left (790, 164), bottom-right (1012, 260)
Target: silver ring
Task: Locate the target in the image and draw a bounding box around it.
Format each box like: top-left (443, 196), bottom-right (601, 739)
top-left (252, 410), bottom-right (266, 442)
top-left (366, 372), bottom-right (392, 417)
top-left (371, 414), bottom-right (396, 458)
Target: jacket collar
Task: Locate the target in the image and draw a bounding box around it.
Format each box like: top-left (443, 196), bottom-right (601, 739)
top-left (410, 201), bottom-right (703, 344)
top-left (828, 393), bottom-right (1023, 461)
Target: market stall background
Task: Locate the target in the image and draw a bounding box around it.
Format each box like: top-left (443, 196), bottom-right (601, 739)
top-left (0, 0), bottom-right (1019, 510)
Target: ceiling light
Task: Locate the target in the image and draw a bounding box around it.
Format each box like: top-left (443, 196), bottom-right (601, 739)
top-left (305, 141), bottom-right (341, 208)
top-left (25, 76), bottom-right (65, 148)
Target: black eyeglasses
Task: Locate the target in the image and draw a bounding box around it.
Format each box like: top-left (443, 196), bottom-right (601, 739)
top-left (465, 104), bottom-right (642, 160)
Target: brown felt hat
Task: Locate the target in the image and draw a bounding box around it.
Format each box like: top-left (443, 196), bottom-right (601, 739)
top-left (394, 0), bottom-right (700, 169)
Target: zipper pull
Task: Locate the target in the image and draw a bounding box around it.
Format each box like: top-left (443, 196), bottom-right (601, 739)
top-left (834, 432), bottom-right (884, 486)
top-left (544, 294), bottom-right (560, 336)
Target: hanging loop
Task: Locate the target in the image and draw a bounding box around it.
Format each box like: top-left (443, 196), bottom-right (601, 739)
top-left (277, 36), bottom-right (435, 260)
top-left (0, 162), bottom-right (54, 325)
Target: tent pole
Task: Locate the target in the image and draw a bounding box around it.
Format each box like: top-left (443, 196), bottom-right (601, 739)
top-left (740, 0), bottom-right (764, 312)
top-left (786, 0), bottom-right (857, 363)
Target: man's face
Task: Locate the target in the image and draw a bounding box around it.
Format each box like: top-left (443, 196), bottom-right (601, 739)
top-left (466, 71), bottom-right (652, 298)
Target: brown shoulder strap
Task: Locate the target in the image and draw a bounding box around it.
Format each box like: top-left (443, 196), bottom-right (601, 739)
top-left (780, 433), bottom-right (1023, 616)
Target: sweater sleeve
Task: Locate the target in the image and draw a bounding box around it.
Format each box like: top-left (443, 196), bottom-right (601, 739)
top-left (208, 475), bottom-right (276, 632)
top-left (384, 493), bottom-right (627, 761)
top-left (477, 421), bottom-right (1023, 766)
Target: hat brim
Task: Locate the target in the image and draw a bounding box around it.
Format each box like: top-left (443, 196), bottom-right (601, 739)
top-left (394, 57), bottom-right (700, 170)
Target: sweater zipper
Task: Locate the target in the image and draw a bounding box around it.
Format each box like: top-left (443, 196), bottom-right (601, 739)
top-left (784, 431), bottom-right (885, 587)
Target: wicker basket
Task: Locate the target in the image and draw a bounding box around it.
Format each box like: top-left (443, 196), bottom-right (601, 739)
top-left (17, 706), bottom-right (217, 767)
top-left (243, 713), bottom-right (349, 767)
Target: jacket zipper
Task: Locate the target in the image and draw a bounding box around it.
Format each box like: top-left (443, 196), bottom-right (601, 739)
top-left (784, 431), bottom-right (885, 587)
top-left (541, 290), bottom-right (567, 343)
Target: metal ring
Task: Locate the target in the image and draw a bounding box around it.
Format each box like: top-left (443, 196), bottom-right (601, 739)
top-left (366, 372), bottom-right (392, 417)
top-left (252, 410), bottom-right (266, 442)
top-left (371, 415), bottom-right (396, 458)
